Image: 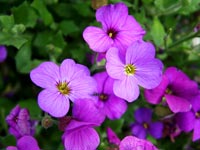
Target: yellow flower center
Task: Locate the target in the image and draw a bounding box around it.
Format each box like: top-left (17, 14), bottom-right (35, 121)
top-left (165, 88), bottom-right (172, 94)
top-left (143, 122), bottom-right (149, 129)
top-left (124, 64), bottom-right (136, 75)
top-left (57, 82), bottom-right (70, 95)
top-left (108, 32), bottom-right (113, 38)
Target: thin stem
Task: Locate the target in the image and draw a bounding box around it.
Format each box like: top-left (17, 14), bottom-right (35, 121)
top-left (167, 30), bottom-right (200, 49)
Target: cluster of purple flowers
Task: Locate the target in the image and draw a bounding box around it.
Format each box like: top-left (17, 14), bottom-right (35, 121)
top-left (4, 1), bottom-right (200, 150)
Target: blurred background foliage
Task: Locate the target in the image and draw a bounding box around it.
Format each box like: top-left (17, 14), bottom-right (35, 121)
top-left (0, 0), bottom-right (200, 149)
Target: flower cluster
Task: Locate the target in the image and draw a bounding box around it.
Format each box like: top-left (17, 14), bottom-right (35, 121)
top-left (4, 1), bottom-right (199, 150)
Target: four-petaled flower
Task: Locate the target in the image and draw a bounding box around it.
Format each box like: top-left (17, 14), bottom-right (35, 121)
top-left (106, 40), bottom-right (163, 102)
top-left (30, 59), bottom-right (96, 117)
top-left (83, 2), bottom-right (145, 54)
top-left (131, 107), bottom-right (163, 139)
top-left (144, 67), bottom-right (199, 113)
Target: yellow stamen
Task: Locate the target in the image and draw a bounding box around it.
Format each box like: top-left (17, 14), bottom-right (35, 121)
top-left (57, 82), bottom-right (70, 95)
top-left (124, 64), bottom-right (136, 75)
top-left (108, 32), bottom-right (113, 38)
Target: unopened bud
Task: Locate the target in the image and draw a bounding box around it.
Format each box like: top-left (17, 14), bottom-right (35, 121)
top-left (41, 115), bottom-right (53, 129)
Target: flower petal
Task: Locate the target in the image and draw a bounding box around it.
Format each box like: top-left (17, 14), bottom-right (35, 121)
top-left (96, 2), bottom-right (128, 29)
top-left (83, 26), bottom-right (113, 52)
top-left (113, 77), bottom-right (139, 102)
top-left (62, 127), bottom-right (100, 150)
top-left (175, 111), bottom-right (195, 132)
top-left (192, 119), bottom-right (200, 141)
top-left (93, 71), bottom-right (109, 94)
top-left (72, 99), bottom-right (105, 125)
top-left (6, 146), bottom-right (17, 150)
top-left (149, 122), bottom-right (163, 139)
top-left (106, 127), bottom-right (121, 145)
top-left (165, 94), bottom-right (192, 113)
top-left (144, 75), bottom-right (169, 104)
top-left (134, 59), bottom-right (163, 89)
top-left (104, 94), bottom-right (127, 119)
top-left (38, 89), bottom-right (70, 117)
top-left (119, 136), bottom-right (158, 150)
top-left (0, 46), bottom-right (7, 62)
top-left (106, 47), bottom-right (125, 80)
top-left (126, 41), bottom-right (156, 64)
top-left (134, 107), bottom-right (152, 123)
top-left (131, 123), bottom-right (147, 139)
top-left (30, 62), bottom-right (60, 89)
top-left (68, 76), bottom-right (97, 102)
top-left (17, 136), bottom-right (40, 150)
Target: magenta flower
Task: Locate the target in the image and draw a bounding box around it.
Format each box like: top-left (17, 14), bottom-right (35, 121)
top-left (6, 135), bottom-right (40, 150)
top-left (93, 71), bottom-right (127, 120)
top-left (119, 136), bottom-right (158, 150)
top-left (6, 105), bottom-right (36, 139)
top-left (175, 93), bottom-right (200, 141)
top-left (0, 46), bottom-right (7, 62)
top-left (144, 67), bottom-right (199, 113)
top-left (30, 59), bottom-right (96, 117)
top-left (106, 40), bottom-right (163, 102)
top-left (83, 2), bottom-right (145, 54)
top-left (131, 107), bottom-right (163, 139)
top-left (62, 99), bottom-right (104, 150)
top-left (106, 127), bottom-right (121, 146)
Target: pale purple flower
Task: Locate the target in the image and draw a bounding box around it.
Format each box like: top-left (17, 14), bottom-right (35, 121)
top-left (30, 59), bottom-right (96, 117)
top-left (106, 40), bottom-right (163, 102)
top-left (6, 105), bottom-right (36, 139)
top-left (175, 93), bottom-right (200, 141)
top-left (93, 71), bottom-right (127, 120)
top-left (62, 99), bottom-right (104, 150)
top-left (106, 127), bottom-right (121, 146)
top-left (0, 46), bottom-right (7, 62)
top-left (6, 135), bottom-right (40, 150)
top-left (83, 2), bottom-right (145, 54)
top-left (144, 67), bottom-right (199, 113)
top-left (119, 136), bottom-right (158, 150)
top-left (131, 107), bottom-right (163, 139)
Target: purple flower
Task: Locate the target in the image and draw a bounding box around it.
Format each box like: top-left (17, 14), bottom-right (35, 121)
top-left (6, 105), bottom-right (36, 139)
top-left (106, 127), bottom-right (121, 146)
top-left (119, 136), bottom-right (158, 150)
top-left (30, 59), bottom-right (96, 117)
top-left (131, 107), bottom-right (163, 139)
top-left (6, 135), bottom-right (40, 150)
top-left (83, 2), bottom-right (145, 54)
top-left (144, 67), bottom-right (199, 113)
top-left (62, 99), bottom-right (104, 150)
top-left (93, 71), bottom-right (127, 120)
top-left (106, 40), bottom-right (163, 102)
top-left (175, 93), bottom-right (200, 141)
top-left (0, 46), bottom-right (7, 62)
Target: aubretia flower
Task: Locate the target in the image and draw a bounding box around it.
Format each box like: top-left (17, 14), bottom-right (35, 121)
top-left (144, 67), bottom-right (199, 113)
top-left (93, 71), bottom-right (127, 120)
top-left (0, 46), bottom-right (7, 62)
top-left (119, 136), bottom-right (158, 150)
top-left (175, 93), bottom-right (200, 141)
top-left (62, 99), bottom-right (104, 150)
top-left (131, 107), bottom-right (163, 139)
top-left (30, 59), bottom-right (96, 117)
top-left (6, 135), bottom-right (40, 150)
top-left (83, 2), bottom-right (145, 54)
top-left (6, 105), bottom-right (36, 139)
top-left (106, 40), bottom-right (163, 102)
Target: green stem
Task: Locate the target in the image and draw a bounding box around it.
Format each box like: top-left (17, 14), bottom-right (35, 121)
top-left (167, 30), bottom-right (200, 49)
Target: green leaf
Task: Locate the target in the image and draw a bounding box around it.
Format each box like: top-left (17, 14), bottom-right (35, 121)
top-left (178, 0), bottom-right (200, 15)
top-left (0, 32), bottom-right (28, 49)
top-left (0, 15), bottom-right (15, 30)
top-left (58, 20), bottom-right (79, 36)
top-left (150, 17), bottom-right (166, 47)
top-left (31, 0), bottom-right (53, 26)
top-left (15, 42), bottom-right (32, 73)
top-left (12, 1), bottom-right (38, 28)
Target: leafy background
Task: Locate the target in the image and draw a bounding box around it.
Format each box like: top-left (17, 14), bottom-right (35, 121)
top-left (0, 0), bottom-right (200, 149)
